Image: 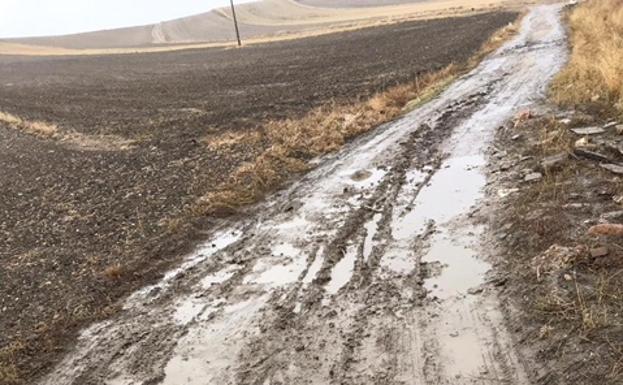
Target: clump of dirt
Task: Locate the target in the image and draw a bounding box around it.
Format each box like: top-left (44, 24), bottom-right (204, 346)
top-left (487, 109), bottom-right (623, 384)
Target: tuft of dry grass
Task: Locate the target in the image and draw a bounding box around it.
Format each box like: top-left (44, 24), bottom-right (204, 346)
top-left (0, 341), bottom-right (24, 385)
top-left (0, 111), bottom-right (58, 138)
top-left (551, 0), bottom-right (623, 117)
top-left (0, 110), bottom-right (135, 151)
top-left (102, 264), bottom-right (123, 280)
top-left (196, 65), bottom-right (459, 214)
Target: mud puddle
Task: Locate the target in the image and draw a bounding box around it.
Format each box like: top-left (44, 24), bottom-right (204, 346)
top-left (38, 4), bottom-right (567, 385)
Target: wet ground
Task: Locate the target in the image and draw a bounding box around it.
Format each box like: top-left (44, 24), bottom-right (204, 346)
top-left (36, 4), bottom-right (567, 384)
top-left (0, 13), bottom-right (519, 384)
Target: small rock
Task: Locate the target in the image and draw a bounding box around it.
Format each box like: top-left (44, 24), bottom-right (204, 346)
top-left (604, 121), bottom-right (619, 129)
top-left (600, 163), bottom-right (623, 175)
top-left (562, 203), bottom-right (588, 209)
top-left (613, 195), bottom-right (623, 204)
top-left (563, 274), bottom-right (573, 281)
top-left (497, 188), bottom-right (519, 198)
top-left (511, 134), bottom-right (522, 141)
top-left (574, 137), bottom-right (593, 148)
top-left (616, 124), bottom-right (623, 135)
top-left (574, 148), bottom-right (612, 163)
top-left (467, 287), bottom-right (484, 295)
top-left (449, 331), bottom-right (460, 338)
top-left (571, 126), bottom-right (605, 135)
top-left (559, 118), bottom-right (572, 125)
top-left (540, 153), bottom-right (568, 171)
top-left (590, 246), bottom-right (609, 258)
top-left (524, 172), bottom-right (543, 182)
top-left (601, 210), bottom-right (623, 223)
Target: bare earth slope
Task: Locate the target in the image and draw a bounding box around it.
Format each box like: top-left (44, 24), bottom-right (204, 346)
top-left (0, 0), bottom-right (525, 52)
top-left (34, 4), bottom-right (567, 385)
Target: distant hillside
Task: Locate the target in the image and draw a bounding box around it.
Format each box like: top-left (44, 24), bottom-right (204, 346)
top-left (0, 0), bottom-right (516, 51)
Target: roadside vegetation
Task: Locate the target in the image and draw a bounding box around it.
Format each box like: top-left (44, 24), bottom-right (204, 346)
top-left (551, 0), bottom-right (623, 117)
top-left (490, 2), bottom-right (623, 382)
top-left (197, 20), bottom-right (520, 215)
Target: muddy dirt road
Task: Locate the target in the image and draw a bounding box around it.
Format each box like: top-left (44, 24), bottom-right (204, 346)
top-left (38, 4), bottom-right (567, 385)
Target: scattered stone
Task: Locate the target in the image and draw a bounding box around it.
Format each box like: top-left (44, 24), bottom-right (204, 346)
top-left (574, 148), bottom-right (612, 163)
top-left (524, 172), bottom-right (543, 182)
top-left (563, 273), bottom-right (573, 281)
top-left (562, 203), bottom-right (589, 209)
top-left (600, 163), bottom-right (623, 175)
top-left (540, 153), bottom-right (568, 171)
top-left (590, 246), bottom-right (609, 258)
top-left (449, 331), bottom-right (460, 338)
top-left (588, 223), bottom-right (623, 237)
top-left (467, 286), bottom-right (484, 295)
top-left (570, 126), bottom-right (605, 135)
top-left (531, 244), bottom-right (588, 279)
top-left (601, 210), bottom-right (623, 223)
top-left (511, 134), bottom-right (522, 141)
top-left (613, 195), bottom-right (623, 204)
top-left (604, 121), bottom-right (619, 129)
top-left (616, 124), bottom-right (623, 135)
top-left (497, 188), bottom-right (519, 198)
top-left (574, 137), bottom-right (593, 148)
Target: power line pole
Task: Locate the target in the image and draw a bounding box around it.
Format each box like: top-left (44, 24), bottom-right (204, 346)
top-left (230, 0), bottom-right (242, 47)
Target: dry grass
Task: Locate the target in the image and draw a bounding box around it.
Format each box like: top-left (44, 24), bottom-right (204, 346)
top-left (0, 111), bottom-right (58, 138)
top-left (196, 65), bottom-right (459, 214)
top-left (102, 264), bottom-right (123, 280)
top-left (0, 342), bottom-right (24, 385)
top-left (551, 0), bottom-right (623, 117)
top-left (196, 19), bottom-right (523, 215)
top-left (0, 110), bottom-right (134, 151)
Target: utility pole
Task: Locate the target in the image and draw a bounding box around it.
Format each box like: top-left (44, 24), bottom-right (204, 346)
top-left (230, 0), bottom-right (242, 47)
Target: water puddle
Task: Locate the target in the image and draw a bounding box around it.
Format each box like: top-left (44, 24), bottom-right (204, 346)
top-left (125, 229), bottom-right (243, 307)
top-left (200, 268), bottom-right (237, 290)
top-left (302, 247), bottom-right (325, 284)
top-left (244, 243), bottom-right (307, 287)
top-left (391, 155), bottom-right (485, 241)
top-left (326, 245), bottom-right (357, 295)
top-left (162, 297), bottom-right (267, 385)
top-left (363, 213), bottom-right (382, 261)
top-left (422, 228), bottom-right (489, 300)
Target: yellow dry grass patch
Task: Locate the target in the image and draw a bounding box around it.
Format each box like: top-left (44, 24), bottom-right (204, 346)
top-left (0, 341), bottom-right (24, 384)
top-left (203, 131), bottom-right (262, 151)
top-left (196, 65), bottom-right (459, 214)
top-left (551, 0), bottom-right (623, 116)
top-left (0, 110), bottom-right (134, 151)
top-left (0, 111), bottom-right (58, 138)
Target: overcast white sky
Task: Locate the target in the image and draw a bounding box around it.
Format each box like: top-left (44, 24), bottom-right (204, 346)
top-left (0, 0), bottom-right (256, 38)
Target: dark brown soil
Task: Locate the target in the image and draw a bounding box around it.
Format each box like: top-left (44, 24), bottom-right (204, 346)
top-left (0, 12), bottom-right (517, 384)
top-left (487, 110), bottom-right (623, 384)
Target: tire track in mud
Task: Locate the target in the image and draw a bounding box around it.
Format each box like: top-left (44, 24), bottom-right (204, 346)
top-left (37, 4), bottom-right (567, 385)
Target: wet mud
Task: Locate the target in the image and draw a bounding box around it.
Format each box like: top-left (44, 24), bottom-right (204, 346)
top-left (37, 4), bottom-right (567, 385)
